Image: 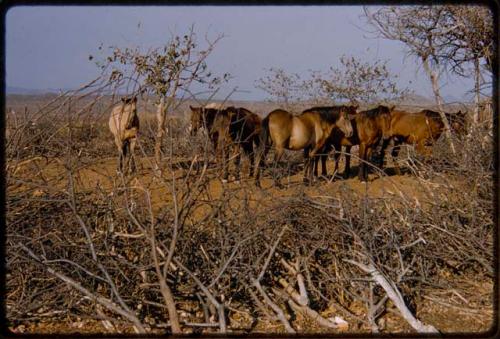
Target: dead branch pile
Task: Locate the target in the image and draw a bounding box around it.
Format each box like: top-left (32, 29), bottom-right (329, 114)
top-left (5, 85), bottom-right (493, 334)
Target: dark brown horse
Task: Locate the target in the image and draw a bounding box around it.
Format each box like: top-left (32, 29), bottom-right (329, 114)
top-left (189, 105), bottom-right (221, 145)
top-left (254, 106), bottom-right (354, 187)
top-left (189, 105), bottom-right (261, 182)
top-left (314, 105), bottom-right (394, 182)
top-left (379, 108), bottom-right (467, 175)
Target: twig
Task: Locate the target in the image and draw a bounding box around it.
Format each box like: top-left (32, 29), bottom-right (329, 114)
top-left (18, 242), bottom-right (146, 333)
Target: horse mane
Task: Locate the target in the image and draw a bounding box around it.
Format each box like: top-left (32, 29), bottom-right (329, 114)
top-left (302, 106), bottom-right (347, 123)
top-left (422, 109), bottom-right (458, 120)
top-left (421, 109), bottom-right (442, 119)
top-left (204, 107), bottom-right (229, 118)
top-left (360, 105), bottom-right (391, 118)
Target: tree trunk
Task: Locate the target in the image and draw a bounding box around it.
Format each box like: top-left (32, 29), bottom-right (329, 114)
top-left (159, 279), bottom-right (182, 333)
top-left (154, 96), bottom-right (166, 175)
top-left (473, 55), bottom-right (481, 126)
top-left (422, 57), bottom-right (456, 154)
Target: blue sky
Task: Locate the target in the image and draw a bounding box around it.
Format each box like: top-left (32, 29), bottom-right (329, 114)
top-left (6, 5), bottom-right (478, 101)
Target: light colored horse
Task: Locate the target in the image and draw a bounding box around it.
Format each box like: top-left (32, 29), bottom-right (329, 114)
top-left (254, 106), bottom-right (354, 187)
top-left (108, 96), bottom-right (139, 174)
top-left (205, 102), bottom-right (226, 109)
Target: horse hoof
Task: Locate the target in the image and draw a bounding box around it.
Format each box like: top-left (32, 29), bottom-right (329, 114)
top-left (234, 180), bottom-right (240, 185)
top-left (221, 179), bottom-right (228, 184)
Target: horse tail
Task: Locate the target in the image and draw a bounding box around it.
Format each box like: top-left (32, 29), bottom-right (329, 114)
top-left (260, 116), bottom-right (270, 148)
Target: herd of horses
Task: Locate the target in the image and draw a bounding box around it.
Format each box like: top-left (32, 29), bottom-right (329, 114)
top-left (109, 96), bottom-right (466, 187)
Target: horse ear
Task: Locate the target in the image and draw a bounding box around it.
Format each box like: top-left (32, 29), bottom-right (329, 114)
top-left (390, 105), bottom-right (396, 111)
top-left (189, 105), bottom-right (194, 110)
top-left (121, 97), bottom-right (126, 103)
top-left (133, 96), bottom-right (137, 103)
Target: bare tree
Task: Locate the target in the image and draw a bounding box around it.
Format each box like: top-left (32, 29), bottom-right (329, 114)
top-left (444, 5), bottom-right (493, 125)
top-left (105, 27), bottom-right (228, 174)
top-left (364, 6), bottom-right (457, 153)
top-left (255, 67), bottom-right (305, 110)
top-left (311, 55), bottom-right (409, 105)
top-left (255, 56), bottom-right (408, 108)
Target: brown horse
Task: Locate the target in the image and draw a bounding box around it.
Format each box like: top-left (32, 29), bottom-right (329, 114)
top-left (315, 105), bottom-right (394, 182)
top-left (254, 106), bottom-right (354, 187)
top-left (189, 105), bottom-right (261, 182)
top-left (108, 96), bottom-right (139, 174)
top-left (379, 108), bottom-right (466, 175)
top-left (189, 105), bottom-right (222, 150)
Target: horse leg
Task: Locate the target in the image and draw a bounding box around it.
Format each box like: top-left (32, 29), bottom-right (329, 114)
top-left (309, 153), bottom-right (316, 184)
top-left (309, 147), bottom-right (319, 179)
top-left (245, 142), bottom-right (255, 178)
top-left (303, 147), bottom-right (312, 184)
top-left (313, 153), bottom-right (318, 178)
top-left (254, 143), bottom-right (269, 187)
top-left (379, 138), bottom-right (391, 171)
top-left (273, 147), bottom-right (285, 188)
top-left (114, 137), bottom-right (123, 173)
top-left (129, 138), bottom-right (137, 173)
top-left (321, 153), bottom-right (328, 178)
top-left (344, 145), bottom-right (352, 179)
top-left (118, 151), bottom-right (124, 173)
top-left (365, 146), bottom-right (374, 179)
top-left (123, 141), bottom-right (130, 175)
top-left (358, 143), bottom-right (367, 182)
top-left (391, 142), bottom-right (402, 175)
top-left (210, 133), bottom-right (219, 165)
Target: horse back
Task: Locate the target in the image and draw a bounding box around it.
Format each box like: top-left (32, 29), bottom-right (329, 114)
top-left (355, 110), bottom-right (390, 143)
top-left (390, 110), bottom-right (443, 142)
top-left (226, 108), bottom-right (261, 144)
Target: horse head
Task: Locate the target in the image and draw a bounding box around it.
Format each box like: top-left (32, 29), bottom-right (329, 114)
top-left (337, 106), bottom-right (354, 138)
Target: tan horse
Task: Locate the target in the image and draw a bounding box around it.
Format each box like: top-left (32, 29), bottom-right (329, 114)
top-left (109, 96), bottom-right (139, 174)
top-left (254, 106), bottom-right (354, 187)
top-left (379, 109), bottom-right (466, 175)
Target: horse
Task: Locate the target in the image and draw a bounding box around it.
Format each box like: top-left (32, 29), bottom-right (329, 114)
top-left (254, 106), bottom-right (354, 187)
top-left (421, 109), bottom-right (467, 136)
top-left (379, 108), bottom-right (467, 175)
top-left (108, 96), bottom-right (139, 174)
top-left (312, 108), bottom-right (357, 179)
top-left (188, 105), bottom-right (261, 182)
top-left (205, 102), bottom-right (226, 110)
top-left (314, 105), bottom-right (394, 182)
top-left (212, 106), bottom-right (262, 182)
top-left (189, 105), bottom-right (221, 148)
